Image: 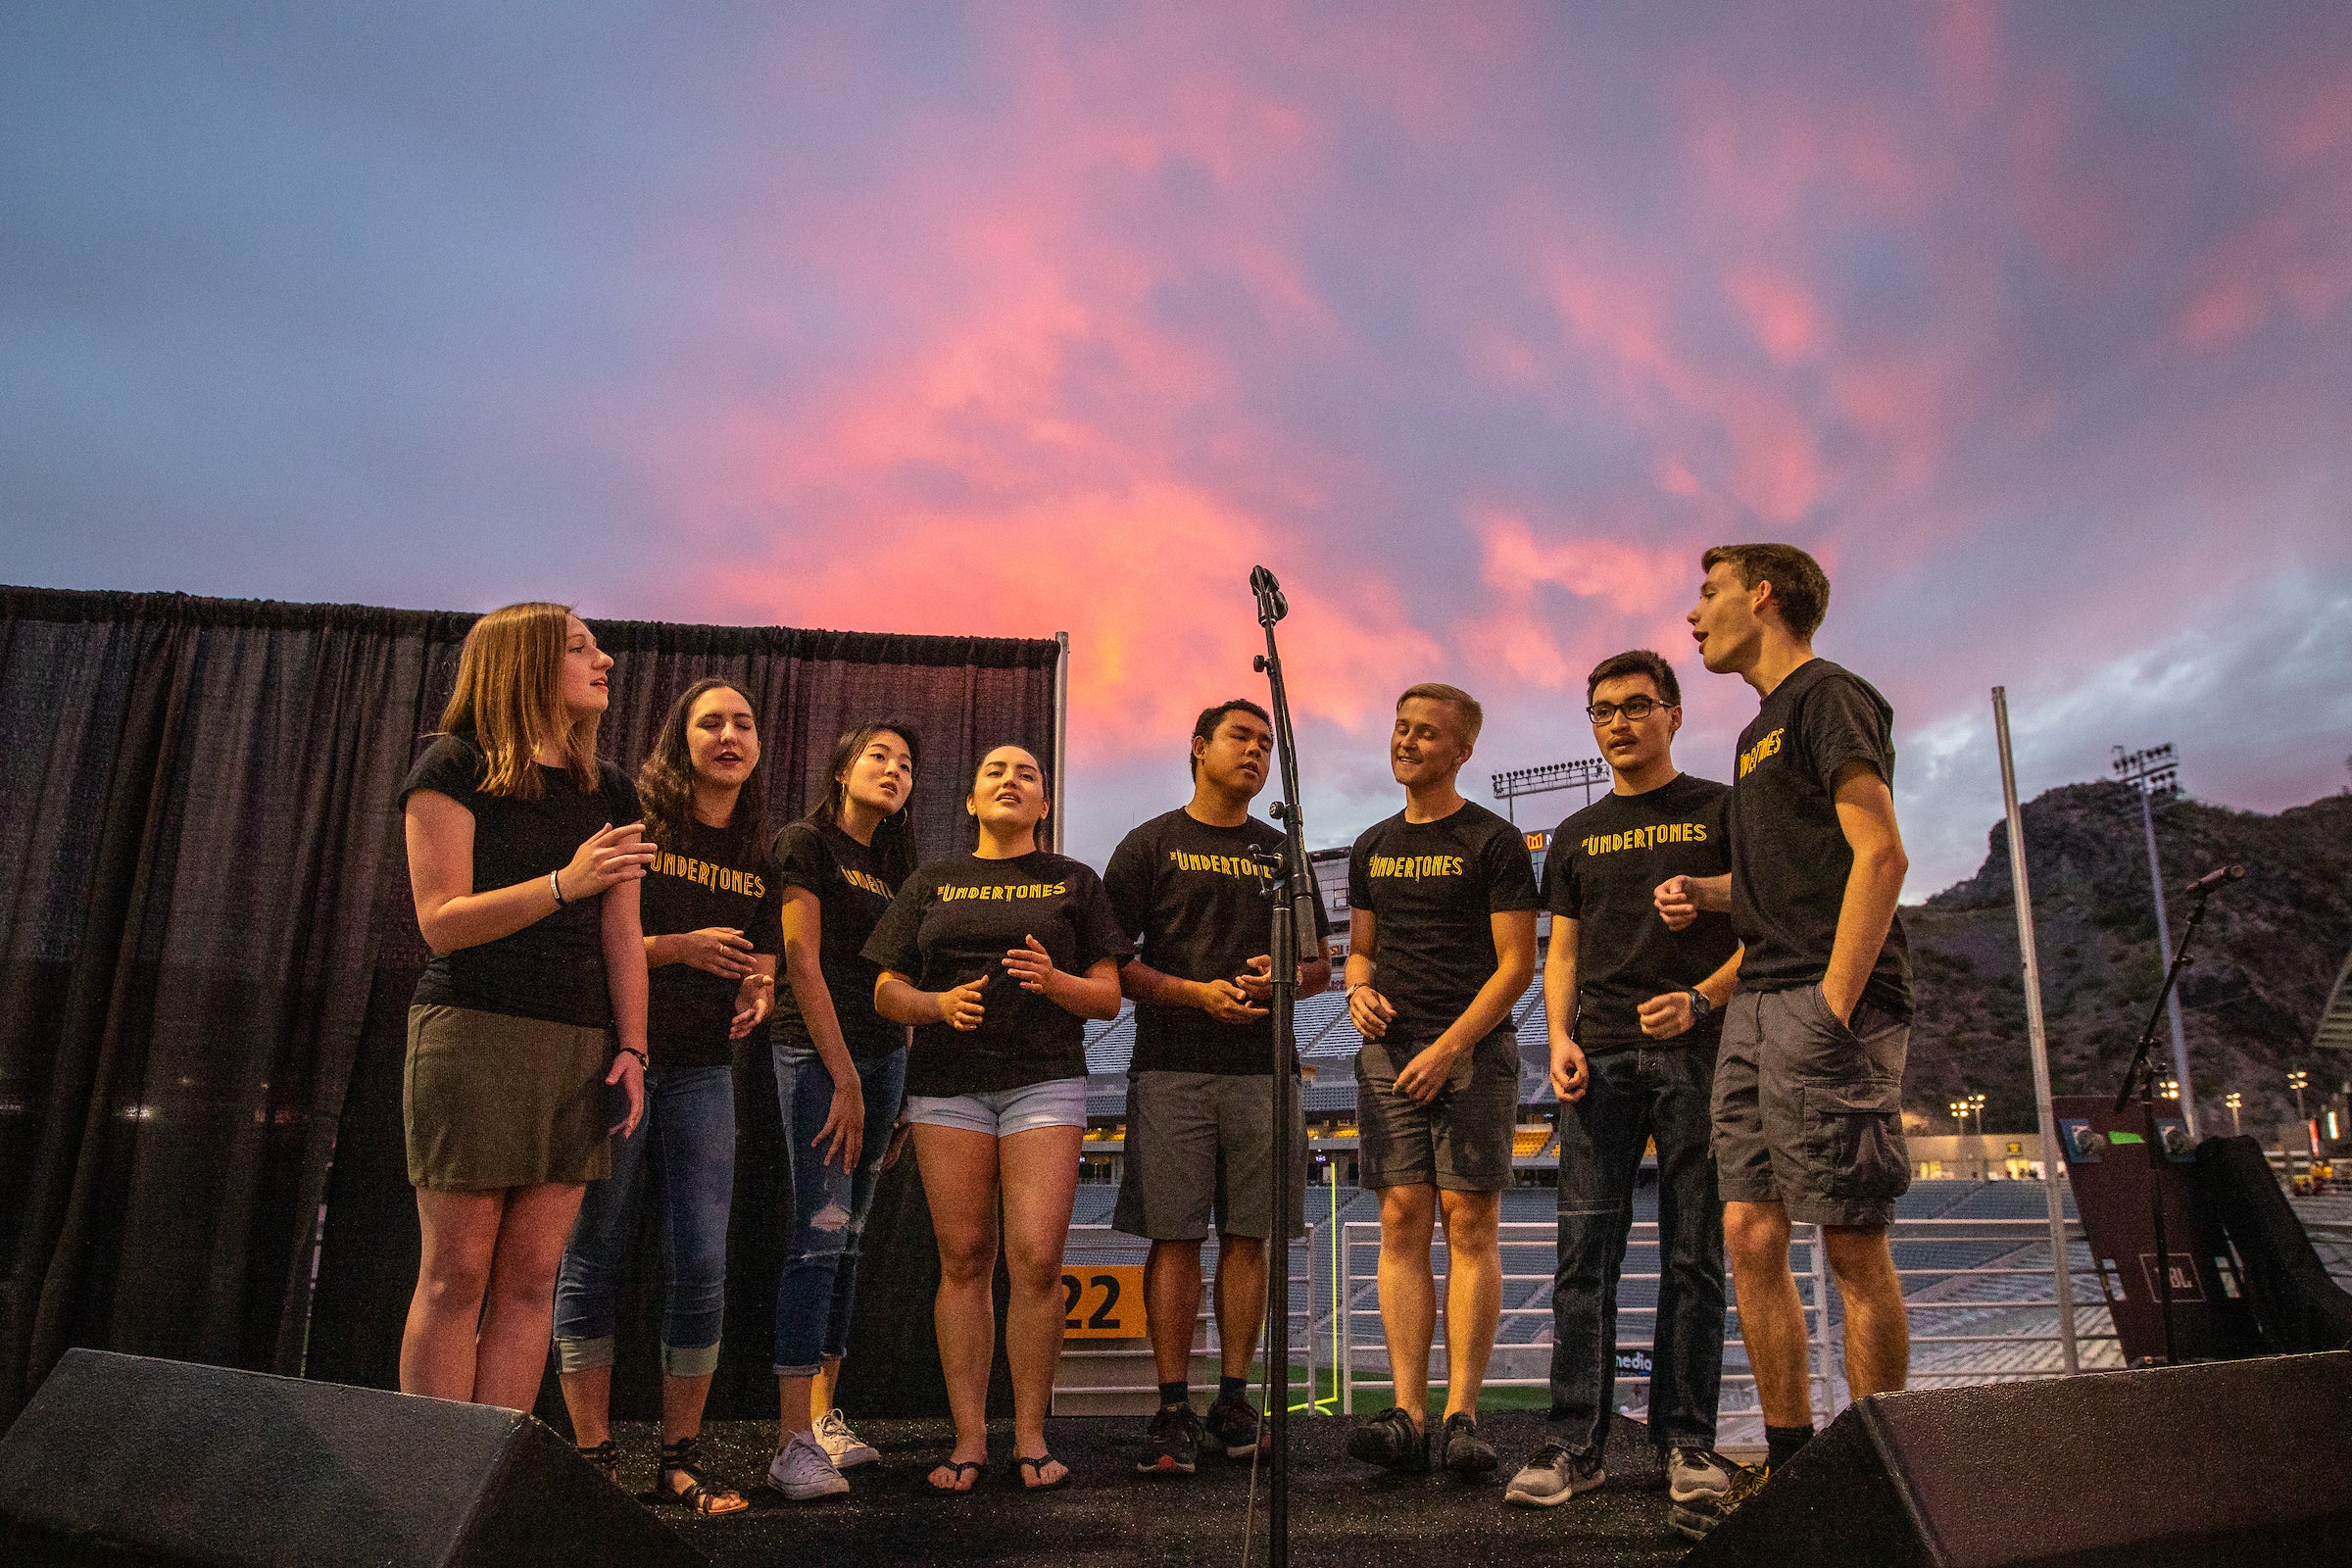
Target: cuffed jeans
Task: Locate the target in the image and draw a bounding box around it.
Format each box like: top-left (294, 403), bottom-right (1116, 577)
top-left (772, 1042), bottom-right (908, 1376)
top-left (554, 1061), bottom-right (734, 1379)
top-left (1548, 1040), bottom-right (1725, 1454)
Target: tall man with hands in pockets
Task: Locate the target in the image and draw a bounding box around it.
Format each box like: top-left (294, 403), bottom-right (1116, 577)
top-left (1656, 543), bottom-right (1914, 1533)
top-left (1500, 651), bottom-right (1740, 1540)
top-left (1344, 684), bottom-right (1539, 1479)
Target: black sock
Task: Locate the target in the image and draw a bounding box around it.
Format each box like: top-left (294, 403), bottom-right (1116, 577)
top-left (1764, 1423), bottom-right (1814, 1473)
top-left (1219, 1375), bottom-right (1249, 1403)
top-left (1159, 1381), bottom-right (1190, 1410)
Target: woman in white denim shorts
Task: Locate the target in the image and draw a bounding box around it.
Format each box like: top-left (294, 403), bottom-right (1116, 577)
top-left (863, 744), bottom-right (1132, 1494)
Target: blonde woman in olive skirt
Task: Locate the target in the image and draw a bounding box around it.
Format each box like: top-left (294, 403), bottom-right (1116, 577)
top-left (398, 602), bottom-right (653, 1412)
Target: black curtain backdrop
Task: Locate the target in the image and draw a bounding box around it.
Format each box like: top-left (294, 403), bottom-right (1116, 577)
top-left (0, 587), bottom-right (1060, 1427)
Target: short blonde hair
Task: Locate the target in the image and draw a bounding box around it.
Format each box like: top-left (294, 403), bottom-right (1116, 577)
top-left (1396, 682), bottom-right (1483, 746)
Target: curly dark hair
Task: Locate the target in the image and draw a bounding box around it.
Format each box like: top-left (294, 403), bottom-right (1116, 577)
top-left (637, 678), bottom-right (768, 858)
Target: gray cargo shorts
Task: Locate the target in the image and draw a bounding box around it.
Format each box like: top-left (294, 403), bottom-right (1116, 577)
top-left (1713, 983), bottom-right (1911, 1229)
top-left (1113, 1070), bottom-right (1307, 1242)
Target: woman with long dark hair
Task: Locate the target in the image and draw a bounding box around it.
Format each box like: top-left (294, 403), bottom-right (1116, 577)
top-left (762, 722), bottom-right (917, 1500)
top-left (399, 603), bottom-right (651, 1413)
top-left (552, 678), bottom-right (779, 1513)
top-left (864, 744), bottom-right (1130, 1493)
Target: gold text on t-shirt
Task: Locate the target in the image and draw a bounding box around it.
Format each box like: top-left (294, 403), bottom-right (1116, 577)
top-left (654, 852), bottom-right (765, 900)
top-left (1366, 854), bottom-right (1466, 880)
top-left (1738, 727), bottom-right (1786, 779)
top-left (1582, 822), bottom-right (1708, 857)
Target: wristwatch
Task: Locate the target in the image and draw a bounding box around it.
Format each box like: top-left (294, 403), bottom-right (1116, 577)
top-left (1684, 989), bottom-right (1713, 1020)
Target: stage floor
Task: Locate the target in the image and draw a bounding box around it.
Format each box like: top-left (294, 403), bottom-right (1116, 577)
top-left (620, 1410), bottom-right (1693, 1567)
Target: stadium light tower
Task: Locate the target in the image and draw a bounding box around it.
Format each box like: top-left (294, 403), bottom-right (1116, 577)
top-left (2225, 1091), bottom-right (2242, 1135)
top-left (2289, 1068), bottom-right (2313, 1157)
top-left (2114, 743), bottom-right (2197, 1138)
top-left (1491, 757), bottom-right (1612, 826)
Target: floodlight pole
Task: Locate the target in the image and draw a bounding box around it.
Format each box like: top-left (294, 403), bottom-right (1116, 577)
top-left (2114, 745), bottom-right (2197, 1137)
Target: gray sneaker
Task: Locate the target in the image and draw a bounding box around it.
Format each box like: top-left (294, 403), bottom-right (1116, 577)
top-left (1671, 1451), bottom-right (1760, 1541)
top-left (1503, 1442), bottom-right (1605, 1507)
top-left (767, 1432), bottom-right (850, 1500)
top-left (814, 1408), bottom-right (878, 1469)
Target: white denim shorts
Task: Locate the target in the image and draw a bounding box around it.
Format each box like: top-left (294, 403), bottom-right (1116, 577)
top-left (904, 1075), bottom-right (1089, 1138)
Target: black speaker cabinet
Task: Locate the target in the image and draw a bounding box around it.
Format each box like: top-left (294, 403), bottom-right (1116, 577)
top-left (0, 1349), bottom-right (709, 1567)
top-left (1687, 1351), bottom-right (2352, 1567)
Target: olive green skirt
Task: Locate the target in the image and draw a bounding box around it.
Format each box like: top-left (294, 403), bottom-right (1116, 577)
top-left (405, 1004), bottom-right (613, 1190)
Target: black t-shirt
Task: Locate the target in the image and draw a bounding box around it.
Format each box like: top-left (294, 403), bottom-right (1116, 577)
top-left (1347, 800), bottom-right (1540, 1045)
top-left (1727, 659), bottom-right (1913, 1016)
top-left (769, 819), bottom-right (906, 1062)
top-left (639, 817), bottom-right (781, 1070)
top-left (1543, 774), bottom-right (1740, 1054)
top-left (861, 851), bottom-right (1133, 1097)
top-left (1102, 808), bottom-right (1333, 1076)
top-left (401, 732), bottom-right (641, 1030)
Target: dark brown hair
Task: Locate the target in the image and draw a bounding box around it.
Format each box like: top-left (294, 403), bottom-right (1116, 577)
top-left (1586, 650), bottom-right (1681, 707)
top-left (804, 721), bottom-right (920, 887)
top-left (1701, 543), bottom-right (1831, 639)
top-left (637, 679), bottom-right (767, 858)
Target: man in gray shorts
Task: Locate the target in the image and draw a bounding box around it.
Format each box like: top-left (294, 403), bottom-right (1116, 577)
top-left (1105, 700), bottom-right (1331, 1475)
top-left (1658, 543), bottom-right (1914, 1530)
top-left (1343, 684), bottom-right (1539, 1479)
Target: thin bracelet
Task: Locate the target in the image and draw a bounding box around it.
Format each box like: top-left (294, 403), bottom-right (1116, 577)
top-left (549, 869), bottom-right (567, 907)
top-left (615, 1045), bottom-right (647, 1065)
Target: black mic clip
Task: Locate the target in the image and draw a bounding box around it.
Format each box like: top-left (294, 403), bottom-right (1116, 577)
top-left (2184, 863), bottom-right (2246, 899)
top-left (1250, 564), bottom-right (1289, 625)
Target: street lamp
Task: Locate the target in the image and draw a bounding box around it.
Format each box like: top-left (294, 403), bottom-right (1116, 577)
top-left (2289, 1069), bottom-right (2313, 1159)
top-left (2225, 1091), bottom-right (2242, 1135)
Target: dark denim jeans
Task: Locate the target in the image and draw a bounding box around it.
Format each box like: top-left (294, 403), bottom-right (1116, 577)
top-left (772, 1042), bottom-right (908, 1375)
top-left (553, 1061), bottom-right (735, 1377)
top-left (1549, 1040), bottom-right (1724, 1454)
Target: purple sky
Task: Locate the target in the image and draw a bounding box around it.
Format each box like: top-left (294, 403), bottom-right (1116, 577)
top-left (5, 2), bottom-right (2348, 892)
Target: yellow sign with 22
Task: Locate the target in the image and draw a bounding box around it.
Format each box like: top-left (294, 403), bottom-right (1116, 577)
top-left (1060, 1264), bottom-right (1147, 1339)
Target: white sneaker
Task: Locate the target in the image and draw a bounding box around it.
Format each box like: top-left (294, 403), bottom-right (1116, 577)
top-left (767, 1432), bottom-right (850, 1499)
top-left (814, 1407), bottom-right (879, 1468)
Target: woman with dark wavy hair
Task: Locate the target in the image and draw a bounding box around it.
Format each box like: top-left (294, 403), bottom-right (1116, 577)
top-left (399, 603), bottom-right (652, 1414)
top-left (762, 721), bottom-right (918, 1499)
top-left (553, 677), bottom-right (778, 1514)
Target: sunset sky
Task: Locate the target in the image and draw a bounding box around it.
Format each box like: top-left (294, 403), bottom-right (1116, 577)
top-left (6, 2), bottom-right (2349, 893)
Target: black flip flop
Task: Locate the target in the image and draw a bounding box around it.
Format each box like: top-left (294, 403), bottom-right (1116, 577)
top-left (928, 1459), bottom-right (986, 1493)
top-left (1016, 1453), bottom-right (1071, 1492)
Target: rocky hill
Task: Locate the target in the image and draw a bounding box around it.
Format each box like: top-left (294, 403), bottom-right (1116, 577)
top-left (1902, 781), bottom-right (2352, 1138)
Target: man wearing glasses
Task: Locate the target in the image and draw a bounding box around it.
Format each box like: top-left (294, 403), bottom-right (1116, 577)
top-left (1503, 652), bottom-right (1740, 1539)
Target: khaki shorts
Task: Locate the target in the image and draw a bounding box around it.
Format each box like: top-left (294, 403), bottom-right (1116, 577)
top-left (405, 1004), bottom-right (613, 1190)
top-left (1712, 984), bottom-right (1910, 1228)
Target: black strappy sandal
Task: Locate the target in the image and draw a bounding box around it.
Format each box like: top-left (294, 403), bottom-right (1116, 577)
top-left (658, 1436), bottom-right (749, 1516)
top-left (1015, 1453), bottom-right (1071, 1492)
top-left (928, 1458), bottom-right (987, 1493)
top-left (577, 1439), bottom-right (621, 1488)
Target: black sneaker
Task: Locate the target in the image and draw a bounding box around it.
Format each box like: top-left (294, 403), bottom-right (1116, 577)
top-left (1136, 1403), bottom-right (1201, 1476)
top-left (1203, 1394), bottom-right (1268, 1459)
top-left (1671, 1456), bottom-right (1766, 1541)
top-left (1440, 1411), bottom-right (1497, 1479)
top-left (1345, 1406), bottom-right (1429, 1473)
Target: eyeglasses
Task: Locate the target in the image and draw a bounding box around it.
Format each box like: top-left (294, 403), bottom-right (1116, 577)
top-left (1586, 697), bottom-right (1669, 724)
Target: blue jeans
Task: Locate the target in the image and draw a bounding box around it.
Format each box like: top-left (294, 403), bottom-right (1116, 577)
top-left (1549, 1041), bottom-right (1725, 1453)
top-left (553, 1061), bottom-right (735, 1378)
top-left (773, 1042), bottom-right (908, 1376)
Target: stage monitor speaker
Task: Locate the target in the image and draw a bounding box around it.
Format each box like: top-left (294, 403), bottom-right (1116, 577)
top-left (0, 1349), bottom-right (709, 1568)
top-left (1687, 1351), bottom-right (2352, 1567)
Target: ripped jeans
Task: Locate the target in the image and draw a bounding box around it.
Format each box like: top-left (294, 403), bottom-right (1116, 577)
top-left (772, 1040), bottom-right (907, 1376)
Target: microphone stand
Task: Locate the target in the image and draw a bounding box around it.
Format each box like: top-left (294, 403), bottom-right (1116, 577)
top-left (1248, 565), bottom-right (1310, 1568)
top-left (2110, 871), bottom-right (2233, 1362)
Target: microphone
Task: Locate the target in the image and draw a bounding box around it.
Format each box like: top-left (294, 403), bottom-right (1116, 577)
top-left (1250, 565), bottom-right (1289, 623)
top-left (2184, 863), bottom-right (2245, 896)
